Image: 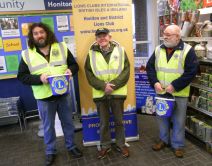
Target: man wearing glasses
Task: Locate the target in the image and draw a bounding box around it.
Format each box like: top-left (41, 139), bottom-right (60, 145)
top-left (146, 25), bottom-right (198, 158)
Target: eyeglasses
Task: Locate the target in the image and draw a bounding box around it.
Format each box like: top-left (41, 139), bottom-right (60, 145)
top-left (163, 33), bottom-right (178, 37)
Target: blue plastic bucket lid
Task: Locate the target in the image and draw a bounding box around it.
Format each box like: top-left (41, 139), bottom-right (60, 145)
top-left (47, 74), bottom-right (70, 96)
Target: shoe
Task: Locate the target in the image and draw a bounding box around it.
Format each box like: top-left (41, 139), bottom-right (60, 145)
top-left (152, 140), bottom-right (168, 151)
top-left (97, 148), bottom-right (111, 159)
top-left (174, 149), bottom-right (184, 158)
top-left (69, 147), bottom-right (83, 158)
top-left (116, 146), bottom-right (130, 158)
top-left (45, 154), bottom-right (56, 166)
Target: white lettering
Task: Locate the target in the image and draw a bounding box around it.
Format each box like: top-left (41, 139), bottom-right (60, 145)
top-left (48, 1), bottom-right (71, 8)
top-left (0, 0), bottom-right (25, 10)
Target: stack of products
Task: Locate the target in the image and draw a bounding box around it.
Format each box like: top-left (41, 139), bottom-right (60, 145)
top-left (196, 71), bottom-right (212, 112)
top-left (0, 97), bottom-right (20, 126)
top-left (198, 89), bottom-right (212, 112)
top-left (200, 72), bottom-right (212, 88)
top-left (186, 115), bottom-right (212, 145)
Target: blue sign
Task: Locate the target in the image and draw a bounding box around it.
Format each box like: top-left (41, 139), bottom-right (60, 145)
top-left (82, 109), bottom-right (139, 145)
top-left (135, 72), bottom-right (156, 115)
top-left (44, 0), bottom-right (72, 10)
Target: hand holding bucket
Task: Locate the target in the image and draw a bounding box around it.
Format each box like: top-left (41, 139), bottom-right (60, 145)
top-left (40, 73), bottom-right (49, 84)
top-left (64, 69), bottom-right (72, 79)
top-left (47, 74), bottom-right (70, 96)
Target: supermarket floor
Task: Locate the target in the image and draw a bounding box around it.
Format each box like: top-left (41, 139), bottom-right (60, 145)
top-left (0, 115), bottom-right (211, 166)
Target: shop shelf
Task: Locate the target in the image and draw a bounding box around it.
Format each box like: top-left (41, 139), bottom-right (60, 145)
top-left (182, 37), bottom-right (212, 42)
top-left (187, 103), bottom-right (212, 117)
top-left (191, 83), bottom-right (212, 92)
top-left (199, 59), bottom-right (212, 65)
top-left (160, 37), bottom-right (212, 42)
top-left (198, 7), bottom-right (212, 15)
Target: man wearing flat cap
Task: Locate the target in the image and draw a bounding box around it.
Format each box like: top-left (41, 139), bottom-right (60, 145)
top-left (84, 28), bottom-right (130, 159)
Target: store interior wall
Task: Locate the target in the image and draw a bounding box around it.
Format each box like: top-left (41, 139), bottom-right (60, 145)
top-left (133, 0), bottom-right (148, 57)
top-left (133, 0), bottom-right (158, 57)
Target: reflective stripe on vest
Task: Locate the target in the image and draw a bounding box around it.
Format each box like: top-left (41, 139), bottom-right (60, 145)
top-left (155, 43), bottom-right (189, 74)
top-left (89, 46), bottom-right (127, 98)
top-left (24, 42), bottom-right (66, 73)
top-left (91, 46), bottom-right (123, 76)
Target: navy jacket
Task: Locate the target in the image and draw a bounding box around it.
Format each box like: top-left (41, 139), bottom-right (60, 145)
top-left (146, 40), bottom-right (198, 92)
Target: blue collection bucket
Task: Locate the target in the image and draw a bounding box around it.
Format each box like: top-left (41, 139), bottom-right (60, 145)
top-left (47, 74), bottom-right (70, 96)
top-left (155, 96), bottom-right (175, 117)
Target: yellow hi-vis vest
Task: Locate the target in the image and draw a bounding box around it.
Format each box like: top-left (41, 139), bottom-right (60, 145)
top-left (22, 42), bottom-right (68, 99)
top-left (89, 46), bottom-right (127, 99)
top-left (155, 43), bottom-right (192, 97)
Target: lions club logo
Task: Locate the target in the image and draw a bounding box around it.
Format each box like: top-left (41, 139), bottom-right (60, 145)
top-left (52, 49), bottom-right (59, 56)
top-left (156, 99), bottom-right (169, 116)
top-left (113, 55), bottom-right (119, 61)
top-left (51, 76), bottom-right (68, 95)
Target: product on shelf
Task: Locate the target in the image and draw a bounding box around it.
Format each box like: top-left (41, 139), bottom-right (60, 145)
top-left (206, 41), bottom-right (212, 60)
top-left (207, 92), bottom-right (212, 100)
top-left (187, 116), bottom-right (212, 142)
top-left (201, 20), bottom-right (212, 37)
top-left (206, 142), bottom-right (212, 153)
top-left (198, 96), bottom-right (208, 110)
top-left (200, 79), bottom-right (209, 87)
top-left (208, 100), bottom-right (212, 112)
top-left (194, 42), bottom-right (207, 59)
top-left (199, 89), bottom-right (208, 98)
top-left (201, 72), bottom-right (210, 81)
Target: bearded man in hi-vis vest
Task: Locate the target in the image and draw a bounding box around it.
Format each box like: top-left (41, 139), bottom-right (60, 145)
top-left (146, 25), bottom-right (198, 158)
top-left (17, 23), bottom-right (82, 166)
top-left (84, 28), bottom-right (130, 159)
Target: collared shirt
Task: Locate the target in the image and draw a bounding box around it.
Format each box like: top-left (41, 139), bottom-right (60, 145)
top-left (146, 40), bottom-right (198, 92)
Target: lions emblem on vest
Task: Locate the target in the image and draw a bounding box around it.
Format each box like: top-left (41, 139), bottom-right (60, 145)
top-left (51, 76), bottom-right (68, 95)
top-left (52, 49), bottom-right (59, 56)
top-left (174, 54), bottom-right (179, 59)
top-left (113, 55), bottom-right (119, 61)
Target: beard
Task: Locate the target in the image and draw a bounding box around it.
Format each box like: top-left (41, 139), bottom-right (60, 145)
top-left (34, 38), bottom-right (48, 48)
top-left (163, 40), bottom-right (178, 48)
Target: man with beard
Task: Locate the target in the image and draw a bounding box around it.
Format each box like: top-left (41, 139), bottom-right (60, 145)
top-left (146, 25), bottom-right (198, 158)
top-left (17, 23), bottom-right (82, 166)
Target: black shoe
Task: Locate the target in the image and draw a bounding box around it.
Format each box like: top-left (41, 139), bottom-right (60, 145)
top-left (69, 147), bottom-right (83, 158)
top-left (45, 154), bottom-right (56, 166)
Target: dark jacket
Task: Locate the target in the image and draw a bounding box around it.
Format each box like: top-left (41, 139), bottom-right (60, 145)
top-left (84, 41), bottom-right (130, 101)
top-left (146, 40), bottom-right (198, 92)
top-left (17, 44), bottom-right (78, 101)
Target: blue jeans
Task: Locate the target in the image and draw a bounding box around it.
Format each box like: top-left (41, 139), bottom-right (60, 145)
top-left (37, 94), bottom-right (76, 155)
top-left (157, 97), bottom-right (188, 149)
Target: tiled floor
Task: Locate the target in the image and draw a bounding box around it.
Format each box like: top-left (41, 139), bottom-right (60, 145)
top-left (0, 115), bottom-right (211, 166)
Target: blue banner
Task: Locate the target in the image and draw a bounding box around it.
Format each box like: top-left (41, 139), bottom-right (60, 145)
top-left (82, 109), bottom-right (139, 145)
top-left (44, 0), bottom-right (72, 10)
top-left (135, 72), bottom-right (156, 115)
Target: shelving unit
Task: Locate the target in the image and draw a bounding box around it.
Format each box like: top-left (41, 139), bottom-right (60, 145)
top-left (183, 7), bottom-right (212, 152)
top-left (188, 103), bottom-right (212, 117)
top-left (160, 37), bottom-right (212, 42)
top-left (191, 83), bottom-right (212, 93)
top-left (186, 59), bottom-right (212, 153)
